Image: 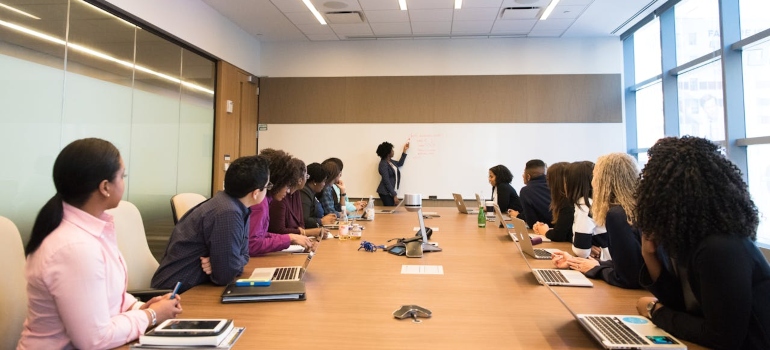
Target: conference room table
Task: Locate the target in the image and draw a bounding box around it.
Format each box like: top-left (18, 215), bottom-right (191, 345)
top-left (128, 207), bottom-right (704, 349)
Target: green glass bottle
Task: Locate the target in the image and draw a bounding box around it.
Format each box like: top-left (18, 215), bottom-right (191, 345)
top-left (477, 205), bottom-right (486, 228)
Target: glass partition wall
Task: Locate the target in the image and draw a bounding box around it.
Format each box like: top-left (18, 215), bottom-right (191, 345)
top-left (0, 0), bottom-right (215, 253)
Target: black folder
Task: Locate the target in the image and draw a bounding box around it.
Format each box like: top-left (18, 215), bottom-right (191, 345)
top-left (221, 280), bottom-right (306, 303)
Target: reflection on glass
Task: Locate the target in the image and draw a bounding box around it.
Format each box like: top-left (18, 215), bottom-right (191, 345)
top-left (739, 0), bottom-right (770, 39)
top-left (675, 0), bottom-right (720, 65)
top-left (636, 82), bottom-right (664, 148)
top-left (634, 19), bottom-right (661, 83)
top-left (742, 40), bottom-right (770, 138)
top-left (747, 145), bottom-right (770, 246)
top-left (677, 60), bottom-right (725, 141)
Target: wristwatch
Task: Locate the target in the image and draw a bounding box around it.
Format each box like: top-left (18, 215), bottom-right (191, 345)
top-left (646, 300), bottom-right (660, 319)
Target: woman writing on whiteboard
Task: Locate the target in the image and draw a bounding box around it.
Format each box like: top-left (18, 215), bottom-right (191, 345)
top-left (18, 138), bottom-right (182, 349)
top-left (375, 141), bottom-right (409, 206)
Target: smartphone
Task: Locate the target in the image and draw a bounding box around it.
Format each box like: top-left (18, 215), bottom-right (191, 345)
top-left (388, 246), bottom-right (406, 255)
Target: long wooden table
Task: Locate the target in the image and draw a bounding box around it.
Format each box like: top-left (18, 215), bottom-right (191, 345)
top-left (135, 207), bottom-right (703, 349)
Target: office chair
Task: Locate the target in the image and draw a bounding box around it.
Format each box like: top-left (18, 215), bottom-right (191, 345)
top-left (0, 216), bottom-right (28, 349)
top-left (107, 201), bottom-right (170, 301)
top-left (170, 193), bottom-right (207, 224)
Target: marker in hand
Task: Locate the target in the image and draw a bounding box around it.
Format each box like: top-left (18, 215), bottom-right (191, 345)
top-left (170, 281), bottom-right (182, 300)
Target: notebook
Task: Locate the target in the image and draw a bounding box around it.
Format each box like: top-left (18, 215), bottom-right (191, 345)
top-left (492, 203), bottom-right (550, 244)
top-left (531, 268), bottom-right (594, 287)
top-left (575, 314), bottom-right (686, 349)
top-left (377, 197), bottom-right (404, 214)
top-left (452, 193), bottom-right (478, 214)
top-left (508, 216), bottom-right (558, 260)
top-left (247, 251), bottom-right (315, 282)
top-left (221, 280), bottom-right (306, 303)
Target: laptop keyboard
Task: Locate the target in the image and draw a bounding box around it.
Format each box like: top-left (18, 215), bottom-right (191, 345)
top-left (538, 270), bottom-right (568, 284)
top-left (533, 249), bottom-right (552, 259)
top-left (584, 316), bottom-right (647, 345)
top-left (272, 267), bottom-right (299, 281)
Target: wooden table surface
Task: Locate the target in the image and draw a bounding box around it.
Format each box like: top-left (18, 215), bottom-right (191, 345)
top-left (126, 207), bottom-right (703, 349)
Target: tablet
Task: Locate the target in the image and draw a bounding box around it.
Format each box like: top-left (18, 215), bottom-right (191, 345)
top-left (152, 319), bottom-right (229, 336)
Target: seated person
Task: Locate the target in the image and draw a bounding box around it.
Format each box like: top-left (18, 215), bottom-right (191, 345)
top-left (318, 160), bottom-right (341, 216)
top-left (532, 162), bottom-right (573, 242)
top-left (488, 164), bottom-right (523, 215)
top-left (268, 159), bottom-right (328, 237)
top-left (151, 155), bottom-right (270, 293)
top-left (634, 136), bottom-right (770, 349)
top-left (248, 149), bottom-right (314, 255)
top-left (551, 154), bottom-right (642, 289)
top-left (19, 138), bottom-right (181, 349)
top-left (514, 159), bottom-right (552, 228)
top-left (323, 157), bottom-right (366, 216)
top-left (300, 163), bottom-right (336, 228)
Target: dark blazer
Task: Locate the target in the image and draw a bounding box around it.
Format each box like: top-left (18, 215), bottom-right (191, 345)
top-left (299, 185), bottom-right (323, 228)
top-left (492, 182), bottom-right (523, 213)
top-left (519, 175), bottom-right (553, 228)
top-left (376, 153), bottom-right (407, 197)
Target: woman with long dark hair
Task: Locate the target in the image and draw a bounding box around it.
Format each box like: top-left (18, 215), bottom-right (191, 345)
top-left (634, 136), bottom-right (769, 349)
top-left (18, 138), bottom-right (182, 349)
top-left (532, 162), bottom-right (572, 242)
top-left (488, 164), bottom-right (523, 213)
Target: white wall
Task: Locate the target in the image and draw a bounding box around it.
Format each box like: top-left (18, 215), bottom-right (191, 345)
top-left (105, 0), bottom-right (262, 75)
top-left (261, 37), bottom-right (622, 76)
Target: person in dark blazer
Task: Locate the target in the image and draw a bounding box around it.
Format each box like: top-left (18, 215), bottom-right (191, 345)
top-left (375, 141), bottom-right (409, 206)
top-left (488, 164), bottom-right (522, 214)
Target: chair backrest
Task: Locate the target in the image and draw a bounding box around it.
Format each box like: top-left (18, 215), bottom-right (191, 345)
top-left (170, 193), bottom-right (207, 224)
top-left (106, 201), bottom-right (158, 290)
top-left (0, 216), bottom-right (28, 349)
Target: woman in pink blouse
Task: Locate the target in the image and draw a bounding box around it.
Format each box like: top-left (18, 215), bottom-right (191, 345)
top-left (17, 138), bottom-right (182, 349)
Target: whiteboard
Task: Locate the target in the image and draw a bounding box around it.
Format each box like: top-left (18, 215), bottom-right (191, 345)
top-left (258, 123), bottom-right (625, 200)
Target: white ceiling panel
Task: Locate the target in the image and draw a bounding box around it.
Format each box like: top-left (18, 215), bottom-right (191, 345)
top-left (296, 23), bottom-right (336, 35)
top-left (452, 20), bottom-right (494, 33)
top-left (463, 0), bottom-right (506, 7)
top-left (547, 5), bottom-right (587, 19)
top-left (491, 19), bottom-right (537, 32)
top-left (284, 11), bottom-right (321, 25)
top-left (411, 21), bottom-right (453, 34)
top-left (307, 34), bottom-right (342, 40)
top-left (453, 7), bottom-right (499, 21)
top-left (501, 0), bottom-right (551, 7)
top-left (358, 0), bottom-right (401, 10)
top-left (559, 0), bottom-right (594, 5)
top-left (313, 0), bottom-right (362, 11)
top-left (409, 8), bottom-right (454, 21)
top-left (407, 0), bottom-right (454, 10)
top-left (532, 18), bottom-right (573, 30)
top-left (371, 22), bottom-right (414, 35)
top-left (527, 29), bottom-right (566, 37)
top-left (329, 23), bottom-right (374, 35)
top-left (365, 10), bottom-right (410, 23)
top-left (269, 0), bottom-right (308, 12)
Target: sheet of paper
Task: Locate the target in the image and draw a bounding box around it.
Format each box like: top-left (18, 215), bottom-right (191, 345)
top-left (401, 265), bottom-right (444, 275)
top-left (412, 227), bottom-right (439, 231)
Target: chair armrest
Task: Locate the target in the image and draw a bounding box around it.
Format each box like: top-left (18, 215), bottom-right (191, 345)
top-left (129, 289), bottom-right (172, 302)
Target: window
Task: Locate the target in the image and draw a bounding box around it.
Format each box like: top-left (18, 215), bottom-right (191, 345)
top-left (739, 0), bottom-right (770, 39)
top-left (675, 0), bottom-right (720, 65)
top-left (743, 41), bottom-right (770, 138)
top-left (747, 145), bottom-right (770, 246)
top-left (677, 60), bottom-right (725, 141)
top-left (636, 82), bottom-right (664, 148)
top-left (634, 19), bottom-right (661, 82)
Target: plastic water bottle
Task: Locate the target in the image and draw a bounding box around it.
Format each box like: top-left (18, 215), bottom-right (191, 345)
top-left (477, 205), bottom-right (486, 228)
top-left (340, 206), bottom-right (348, 223)
top-left (365, 195), bottom-right (375, 220)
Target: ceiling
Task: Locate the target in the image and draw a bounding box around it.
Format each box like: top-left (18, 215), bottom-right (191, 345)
top-left (201, 0), bottom-right (661, 42)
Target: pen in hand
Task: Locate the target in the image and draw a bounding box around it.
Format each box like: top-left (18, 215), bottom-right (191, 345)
top-left (170, 281), bottom-right (182, 300)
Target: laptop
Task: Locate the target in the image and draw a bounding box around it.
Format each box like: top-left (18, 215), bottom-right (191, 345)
top-left (247, 251), bottom-right (315, 282)
top-left (492, 204), bottom-right (550, 244)
top-left (531, 268), bottom-right (593, 287)
top-left (377, 197), bottom-right (405, 214)
top-left (575, 314), bottom-right (686, 349)
top-left (221, 280), bottom-right (306, 303)
top-left (508, 216), bottom-right (558, 260)
top-left (452, 193), bottom-right (479, 214)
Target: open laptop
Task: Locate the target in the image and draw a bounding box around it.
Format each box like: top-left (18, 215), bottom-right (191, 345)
top-left (492, 204), bottom-right (550, 243)
top-left (377, 197), bottom-right (405, 214)
top-left (452, 193), bottom-right (479, 214)
top-left (508, 216), bottom-right (558, 260)
top-left (247, 251), bottom-right (315, 282)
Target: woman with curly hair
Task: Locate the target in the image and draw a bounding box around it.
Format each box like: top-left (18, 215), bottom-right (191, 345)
top-left (488, 164), bottom-right (523, 214)
top-left (248, 149), bottom-right (315, 255)
top-left (634, 136), bottom-right (769, 349)
top-left (532, 162), bottom-right (572, 242)
top-left (269, 158), bottom-right (328, 238)
top-left (375, 141), bottom-right (409, 206)
top-left (552, 153), bottom-right (643, 289)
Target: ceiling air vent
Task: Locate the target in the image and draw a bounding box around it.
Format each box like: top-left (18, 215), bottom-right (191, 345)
top-left (325, 11), bottom-right (364, 24)
top-left (501, 7), bottom-right (541, 20)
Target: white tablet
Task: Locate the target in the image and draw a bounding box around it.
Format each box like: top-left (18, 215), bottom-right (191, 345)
top-left (152, 319), bottom-right (229, 336)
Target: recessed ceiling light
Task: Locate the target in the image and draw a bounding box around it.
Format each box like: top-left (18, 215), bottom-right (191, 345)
top-left (303, 0), bottom-right (327, 25)
top-left (399, 0), bottom-right (407, 11)
top-left (540, 0), bottom-right (561, 20)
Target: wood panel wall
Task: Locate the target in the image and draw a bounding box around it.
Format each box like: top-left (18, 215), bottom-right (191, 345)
top-left (259, 74), bottom-right (621, 124)
top-left (212, 61), bottom-right (258, 192)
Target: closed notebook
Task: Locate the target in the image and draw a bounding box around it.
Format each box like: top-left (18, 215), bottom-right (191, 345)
top-left (221, 280), bottom-right (306, 303)
top-left (139, 320), bottom-right (234, 347)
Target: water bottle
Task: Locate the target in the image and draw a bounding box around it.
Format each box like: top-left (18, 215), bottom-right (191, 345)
top-left (365, 195), bottom-right (375, 220)
top-left (477, 205), bottom-right (486, 228)
top-left (340, 206), bottom-right (348, 224)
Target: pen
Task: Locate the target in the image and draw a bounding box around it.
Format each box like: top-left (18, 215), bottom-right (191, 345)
top-left (170, 281), bottom-right (182, 299)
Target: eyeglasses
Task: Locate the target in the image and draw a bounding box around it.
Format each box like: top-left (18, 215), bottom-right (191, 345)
top-left (263, 181), bottom-right (274, 191)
